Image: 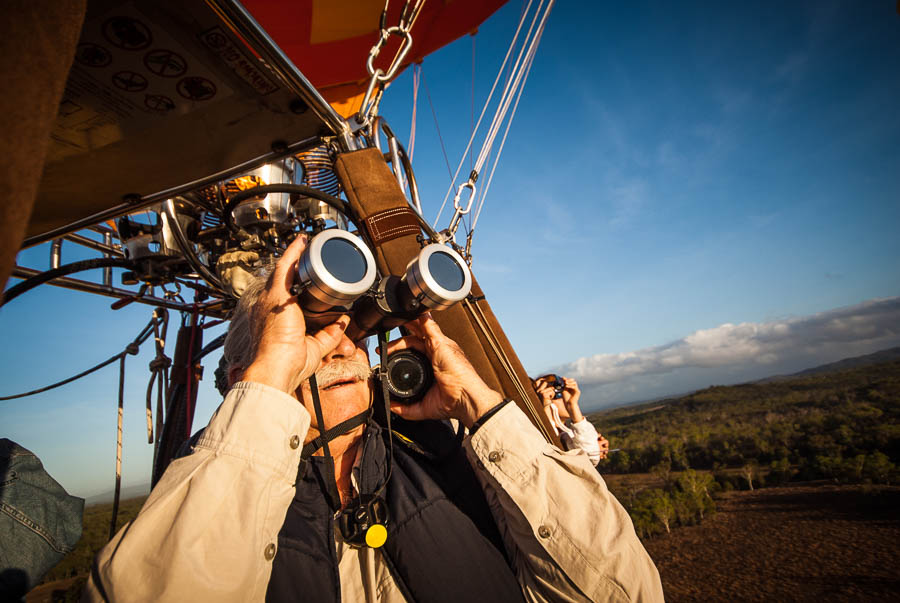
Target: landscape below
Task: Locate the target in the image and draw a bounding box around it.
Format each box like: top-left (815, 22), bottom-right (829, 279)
top-left (25, 359), bottom-right (900, 602)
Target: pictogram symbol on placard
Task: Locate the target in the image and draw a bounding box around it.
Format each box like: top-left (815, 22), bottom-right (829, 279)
top-left (144, 94), bottom-right (175, 114)
top-left (112, 70), bottom-right (148, 92)
top-left (203, 32), bottom-right (228, 50)
top-left (76, 43), bottom-right (112, 68)
top-left (103, 16), bottom-right (152, 51)
top-left (176, 76), bottom-right (217, 101)
top-left (143, 49), bottom-right (187, 78)
top-left (58, 100), bottom-right (82, 117)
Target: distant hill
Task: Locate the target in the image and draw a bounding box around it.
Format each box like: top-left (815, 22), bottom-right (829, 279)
top-left (593, 346), bottom-right (900, 413)
top-left (587, 356), bottom-right (900, 477)
top-left (85, 483), bottom-right (150, 505)
top-left (757, 346), bottom-right (900, 383)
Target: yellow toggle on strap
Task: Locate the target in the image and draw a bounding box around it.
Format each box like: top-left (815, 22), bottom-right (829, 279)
top-left (365, 524), bottom-right (388, 548)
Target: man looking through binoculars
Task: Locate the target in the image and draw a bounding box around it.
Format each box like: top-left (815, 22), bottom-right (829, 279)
top-left (85, 235), bottom-right (663, 602)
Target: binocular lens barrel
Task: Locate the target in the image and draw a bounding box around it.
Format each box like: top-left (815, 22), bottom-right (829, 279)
top-left (343, 243), bottom-right (473, 341)
top-left (296, 230), bottom-right (376, 312)
top-left (405, 244), bottom-right (472, 311)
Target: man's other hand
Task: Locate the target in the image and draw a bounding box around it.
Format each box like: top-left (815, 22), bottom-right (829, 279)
top-left (597, 434), bottom-right (610, 459)
top-left (382, 314), bottom-right (503, 428)
top-left (561, 377), bottom-right (584, 423)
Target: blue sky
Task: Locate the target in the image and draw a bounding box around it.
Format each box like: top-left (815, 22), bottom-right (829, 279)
top-left (2, 1), bottom-right (899, 498)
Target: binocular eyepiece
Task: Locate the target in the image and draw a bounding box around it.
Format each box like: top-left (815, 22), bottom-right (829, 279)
top-left (294, 230), bottom-right (472, 340)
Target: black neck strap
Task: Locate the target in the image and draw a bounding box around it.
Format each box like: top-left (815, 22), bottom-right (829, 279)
top-left (307, 374), bottom-right (342, 511)
top-left (371, 330), bottom-right (394, 499)
top-left (301, 408), bottom-right (370, 459)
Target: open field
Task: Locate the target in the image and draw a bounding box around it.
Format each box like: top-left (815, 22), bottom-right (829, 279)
top-left (643, 482), bottom-right (900, 601)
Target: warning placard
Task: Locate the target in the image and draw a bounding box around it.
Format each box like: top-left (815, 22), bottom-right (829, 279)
top-left (49, 3), bottom-right (233, 162)
top-left (199, 27), bottom-right (279, 96)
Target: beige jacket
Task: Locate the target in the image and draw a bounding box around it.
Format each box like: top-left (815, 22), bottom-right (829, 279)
top-left (85, 382), bottom-right (663, 602)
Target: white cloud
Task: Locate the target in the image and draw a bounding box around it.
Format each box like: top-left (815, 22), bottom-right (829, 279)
top-left (554, 297), bottom-right (900, 386)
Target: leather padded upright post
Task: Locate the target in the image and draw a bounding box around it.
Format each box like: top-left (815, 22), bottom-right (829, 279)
top-left (0, 0), bottom-right (87, 292)
top-left (334, 148), bottom-right (557, 443)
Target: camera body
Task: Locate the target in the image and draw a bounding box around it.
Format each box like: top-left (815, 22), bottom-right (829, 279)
top-left (543, 374), bottom-right (565, 400)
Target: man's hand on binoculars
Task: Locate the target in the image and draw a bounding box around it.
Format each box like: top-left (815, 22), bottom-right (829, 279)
top-left (382, 315), bottom-right (503, 429)
top-left (244, 234), bottom-right (350, 395)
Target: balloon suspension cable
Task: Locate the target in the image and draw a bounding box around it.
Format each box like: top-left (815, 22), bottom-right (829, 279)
top-left (420, 67), bottom-right (454, 186)
top-left (408, 64), bottom-right (420, 162)
top-left (0, 312), bottom-right (163, 401)
top-left (0, 308), bottom-right (168, 537)
top-left (357, 0), bottom-right (428, 128)
top-left (433, 0), bottom-right (556, 259)
top-left (147, 308), bottom-right (171, 448)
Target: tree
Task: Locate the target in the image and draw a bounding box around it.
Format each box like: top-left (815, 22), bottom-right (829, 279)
top-left (864, 451), bottom-right (896, 484)
top-left (651, 459), bottom-right (672, 487)
top-left (677, 469), bottom-right (716, 519)
top-left (648, 489), bottom-right (675, 534)
top-left (741, 462), bottom-right (758, 491)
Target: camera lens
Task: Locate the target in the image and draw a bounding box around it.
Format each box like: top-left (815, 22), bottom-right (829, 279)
top-left (404, 244), bottom-right (472, 310)
top-left (385, 350), bottom-right (433, 402)
top-left (296, 230), bottom-right (376, 311)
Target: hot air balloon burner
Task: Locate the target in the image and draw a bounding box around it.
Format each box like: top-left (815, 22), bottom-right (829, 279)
top-left (226, 158), bottom-right (303, 230)
top-left (116, 202), bottom-right (198, 261)
top-left (293, 146), bottom-right (347, 232)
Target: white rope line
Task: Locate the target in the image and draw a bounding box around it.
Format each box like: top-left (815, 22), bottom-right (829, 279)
top-left (471, 0), bottom-right (547, 175)
top-left (433, 0), bottom-right (535, 226)
top-left (433, 0), bottom-right (555, 240)
top-left (408, 64), bottom-right (420, 162)
top-left (471, 1), bottom-right (552, 232)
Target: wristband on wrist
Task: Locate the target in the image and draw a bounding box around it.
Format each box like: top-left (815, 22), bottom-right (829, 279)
top-left (469, 398), bottom-right (512, 435)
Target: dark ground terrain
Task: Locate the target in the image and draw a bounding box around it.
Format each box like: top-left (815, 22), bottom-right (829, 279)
top-left (641, 482), bottom-right (900, 602)
top-left (26, 482), bottom-right (900, 602)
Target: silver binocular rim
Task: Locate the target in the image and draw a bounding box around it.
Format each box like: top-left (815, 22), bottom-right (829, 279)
top-left (297, 230), bottom-right (377, 307)
top-left (405, 244), bottom-right (472, 310)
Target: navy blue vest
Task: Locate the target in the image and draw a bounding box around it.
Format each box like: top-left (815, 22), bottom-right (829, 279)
top-left (266, 418), bottom-right (525, 602)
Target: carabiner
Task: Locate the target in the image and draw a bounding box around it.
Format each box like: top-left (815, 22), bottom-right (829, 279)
top-left (366, 27), bottom-right (414, 83)
top-left (452, 180), bottom-right (476, 215)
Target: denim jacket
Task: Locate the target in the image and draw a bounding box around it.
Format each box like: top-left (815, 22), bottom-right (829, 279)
top-left (0, 439), bottom-right (84, 600)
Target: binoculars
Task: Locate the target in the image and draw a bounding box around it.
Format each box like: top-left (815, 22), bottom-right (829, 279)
top-left (541, 374), bottom-right (565, 399)
top-left (293, 229), bottom-right (465, 403)
top-left (294, 229), bottom-right (472, 342)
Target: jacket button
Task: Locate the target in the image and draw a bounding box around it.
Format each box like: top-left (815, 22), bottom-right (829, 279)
top-left (289, 435), bottom-right (300, 449)
top-left (264, 543), bottom-right (277, 560)
top-left (488, 451), bottom-right (501, 463)
top-left (538, 525), bottom-right (551, 539)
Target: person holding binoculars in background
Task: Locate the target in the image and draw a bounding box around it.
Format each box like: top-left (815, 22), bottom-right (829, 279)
top-left (533, 375), bottom-right (610, 466)
top-left (85, 234), bottom-right (662, 602)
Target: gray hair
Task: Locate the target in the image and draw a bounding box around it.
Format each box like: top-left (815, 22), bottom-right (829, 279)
top-left (222, 265), bottom-right (273, 374)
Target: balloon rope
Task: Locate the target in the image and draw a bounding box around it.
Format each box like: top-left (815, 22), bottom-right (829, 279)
top-left (433, 0), bottom-right (535, 226)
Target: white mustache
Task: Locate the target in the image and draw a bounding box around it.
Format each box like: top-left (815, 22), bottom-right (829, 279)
top-left (314, 359), bottom-right (372, 388)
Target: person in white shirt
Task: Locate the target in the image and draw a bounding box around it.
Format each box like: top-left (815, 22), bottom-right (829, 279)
top-left (534, 375), bottom-right (609, 466)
